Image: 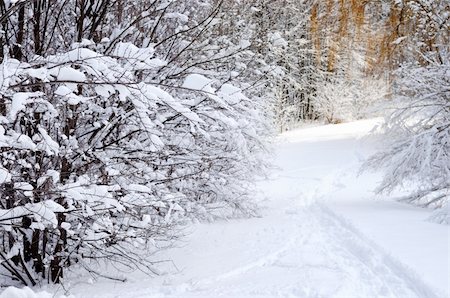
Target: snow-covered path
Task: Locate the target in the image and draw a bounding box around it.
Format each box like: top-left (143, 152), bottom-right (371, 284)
top-left (44, 119), bottom-right (448, 298)
top-left (149, 205), bottom-right (439, 298)
top-left (64, 204), bottom-right (440, 298)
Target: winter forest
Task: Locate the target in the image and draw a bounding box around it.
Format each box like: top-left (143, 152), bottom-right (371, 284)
top-left (0, 0), bottom-right (448, 297)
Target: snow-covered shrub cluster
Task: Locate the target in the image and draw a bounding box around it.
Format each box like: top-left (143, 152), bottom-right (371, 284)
top-left (366, 61), bottom-right (450, 223)
top-left (0, 0), bottom-right (270, 285)
top-left (314, 75), bottom-right (388, 124)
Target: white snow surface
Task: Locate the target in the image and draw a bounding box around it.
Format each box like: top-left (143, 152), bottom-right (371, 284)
top-left (0, 287), bottom-right (72, 298)
top-left (5, 118), bottom-right (449, 298)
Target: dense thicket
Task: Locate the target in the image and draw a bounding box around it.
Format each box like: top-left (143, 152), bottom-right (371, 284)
top-left (0, 0), bottom-right (272, 285)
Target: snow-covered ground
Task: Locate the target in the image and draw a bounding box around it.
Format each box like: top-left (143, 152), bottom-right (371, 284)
top-left (270, 118), bottom-right (449, 298)
top-left (3, 118), bottom-right (449, 298)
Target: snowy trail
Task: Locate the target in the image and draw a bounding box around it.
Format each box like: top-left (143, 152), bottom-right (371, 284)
top-left (67, 202), bottom-right (440, 298)
top-left (168, 205), bottom-right (439, 298)
top-left (51, 118), bottom-right (448, 298)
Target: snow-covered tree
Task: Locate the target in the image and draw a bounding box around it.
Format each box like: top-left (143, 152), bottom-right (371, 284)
top-left (245, 0), bottom-right (321, 131)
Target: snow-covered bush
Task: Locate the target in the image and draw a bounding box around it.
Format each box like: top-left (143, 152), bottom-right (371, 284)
top-left (314, 75), bottom-right (353, 123)
top-left (366, 61), bottom-right (449, 223)
top-left (0, 42), bottom-right (269, 285)
top-left (314, 74), bottom-right (388, 124)
top-left (0, 0), bottom-right (271, 286)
